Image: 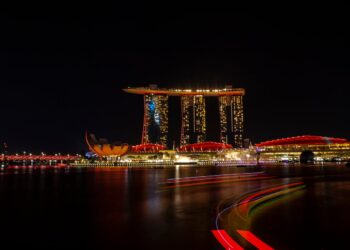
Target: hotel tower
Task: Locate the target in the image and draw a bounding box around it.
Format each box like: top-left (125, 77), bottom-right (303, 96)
top-left (124, 85), bottom-right (245, 147)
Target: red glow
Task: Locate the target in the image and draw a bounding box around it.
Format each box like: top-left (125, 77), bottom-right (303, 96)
top-left (241, 182), bottom-right (304, 204)
top-left (164, 176), bottom-right (274, 189)
top-left (167, 172), bottom-right (266, 184)
top-left (211, 230), bottom-right (243, 250)
top-left (238, 182), bottom-right (304, 215)
top-left (256, 135), bottom-right (348, 147)
top-left (0, 155), bottom-right (80, 161)
top-left (131, 143), bottom-right (166, 153)
top-left (236, 230), bottom-right (274, 250)
top-left (179, 141), bottom-right (232, 152)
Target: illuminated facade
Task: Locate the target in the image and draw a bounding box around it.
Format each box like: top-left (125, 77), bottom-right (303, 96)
top-left (124, 86), bottom-right (245, 147)
top-left (179, 141), bottom-right (232, 152)
top-left (219, 95), bottom-right (244, 147)
top-left (142, 94), bottom-right (168, 145)
top-left (85, 132), bottom-right (129, 156)
top-left (180, 95), bottom-right (206, 145)
top-left (256, 135), bottom-right (350, 162)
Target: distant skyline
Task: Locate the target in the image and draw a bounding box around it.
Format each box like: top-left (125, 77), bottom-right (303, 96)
top-left (1, 11), bottom-right (350, 153)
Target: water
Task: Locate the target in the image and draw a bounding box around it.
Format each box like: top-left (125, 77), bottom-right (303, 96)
top-left (0, 165), bottom-right (349, 249)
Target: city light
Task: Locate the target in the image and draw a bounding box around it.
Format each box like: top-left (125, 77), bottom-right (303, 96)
top-left (125, 86), bottom-right (245, 148)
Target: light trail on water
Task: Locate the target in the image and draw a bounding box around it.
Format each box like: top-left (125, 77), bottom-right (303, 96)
top-left (212, 181), bottom-right (306, 249)
top-left (163, 175), bottom-right (274, 189)
top-left (166, 172), bottom-right (265, 183)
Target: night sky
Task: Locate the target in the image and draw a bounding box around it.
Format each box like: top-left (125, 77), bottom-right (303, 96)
top-left (1, 11), bottom-right (350, 153)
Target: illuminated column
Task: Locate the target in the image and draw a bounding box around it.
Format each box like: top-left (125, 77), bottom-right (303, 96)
top-left (232, 95), bottom-right (244, 148)
top-left (180, 95), bottom-right (206, 145)
top-left (180, 96), bottom-right (191, 146)
top-left (142, 94), bottom-right (168, 145)
top-left (194, 95), bottom-right (206, 143)
top-left (219, 96), bottom-right (229, 144)
top-left (219, 95), bottom-right (244, 147)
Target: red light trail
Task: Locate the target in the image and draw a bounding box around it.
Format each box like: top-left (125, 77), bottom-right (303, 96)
top-left (211, 229), bottom-right (275, 250)
top-left (211, 230), bottom-right (243, 250)
top-left (212, 181), bottom-right (306, 249)
top-left (164, 175), bottom-right (274, 189)
top-left (166, 172), bottom-right (265, 183)
top-left (237, 230), bottom-right (274, 250)
top-left (238, 182), bottom-right (305, 216)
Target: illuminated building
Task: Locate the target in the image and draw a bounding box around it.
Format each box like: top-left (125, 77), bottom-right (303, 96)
top-left (179, 142), bottom-right (232, 152)
top-left (219, 95), bottom-right (244, 147)
top-left (82, 133), bottom-right (350, 166)
top-left (85, 132), bottom-right (129, 157)
top-left (143, 94), bottom-right (168, 145)
top-left (123, 85), bottom-right (245, 147)
top-left (256, 135), bottom-right (350, 162)
top-left (180, 95), bottom-right (206, 145)
top-left (131, 143), bottom-right (166, 153)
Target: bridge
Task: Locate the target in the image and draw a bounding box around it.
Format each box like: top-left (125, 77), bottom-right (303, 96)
top-left (0, 154), bottom-right (81, 162)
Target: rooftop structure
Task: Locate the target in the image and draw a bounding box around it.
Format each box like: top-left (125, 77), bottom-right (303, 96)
top-left (179, 142), bottom-right (233, 152)
top-left (131, 143), bottom-right (166, 153)
top-left (123, 87), bottom-right (245, 96)
top-left (256, 135), bottom-right (350, 163)
top-left (256, 135), bottom-right (348, 147)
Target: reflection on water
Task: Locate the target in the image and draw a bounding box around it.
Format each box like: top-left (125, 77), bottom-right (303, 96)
top-left (0, 165), bottom-right (350, 249)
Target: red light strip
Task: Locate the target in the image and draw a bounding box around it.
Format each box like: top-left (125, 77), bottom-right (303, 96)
top-left (236, 230), bottom-right (274, 250)
top-left (167, 173), bottom-right (267, 184)
top-left (240, 182), bottom-right (304, 204)
top-left (211, 230), bottom-right (243, 250)
top-left (237, 182), bottom-right (304, 215)
top-left (164, 176), bottom-right (274, 189)
top-left (0, 155), bottom-right (80, 161)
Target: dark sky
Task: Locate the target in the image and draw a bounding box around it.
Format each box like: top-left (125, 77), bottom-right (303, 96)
top-left (1, 10), bottom-right (350, 153)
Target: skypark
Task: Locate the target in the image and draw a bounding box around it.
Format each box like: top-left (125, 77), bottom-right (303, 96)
top-left (123, 87), bottom-right (245, 96)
